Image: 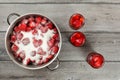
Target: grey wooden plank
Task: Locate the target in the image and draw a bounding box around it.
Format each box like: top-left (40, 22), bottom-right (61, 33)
top-left (0, 0), bottom-right (120, 4)
top-left (0, 61), bottom-right (120, 80)
top-left (0, 4), bottom-right (120, 32)
top-left (1, 32), bottom-right (120, 61)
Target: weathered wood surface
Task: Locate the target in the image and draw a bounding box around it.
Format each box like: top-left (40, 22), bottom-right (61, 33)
top-left (0, 0), bottom-right (120, 3)
top-left (0, 0), bottom-right (120, 80)
top-left (0, 61), bottom-right (120, 80)
top-left (0, 4), bottom-right (120, 32)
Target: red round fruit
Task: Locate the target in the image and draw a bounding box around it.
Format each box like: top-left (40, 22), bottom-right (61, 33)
top-left (87, 52), bottom-right (104, 69)
top-left (69, 13), bottom-right (85, 30)
top-left (70, 32), bottom-right (86, 47)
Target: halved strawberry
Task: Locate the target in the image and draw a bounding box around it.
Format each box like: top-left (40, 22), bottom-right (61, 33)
top-left (47, 54), bottom-right (54, 60)
top-left (16, 32), bottom-right (23, 40)
top-left (32, 29), bottom-right (38, 35)
top-left (30, 51), bottom-right (36, 57)
top-left (22, 38), bottom-right (30, 45)
top-left (14, 26), bottom-right (20, 32)
top-left (46, 22), bottom-right (54, 29)
top-left (25, 58), bottom-right (31, 65)
top-left (33, 38), bottom-right (42, 48)
top-left (10, 35), bottom-right (17, 43)
top-left (37, 48), bottom-right (46, 55)
top-left (17, 57), bottom-right (22, 62)
top-left (43, 58), bottom-right (49, 64)
top-left (13, 52), bottom-right (19, 58)
top-left (26, 27), bottom-right (32, 32)
top-left (51, 46), bottom-right (59, 54)
top-left (11, 44), bottom-right (19, 52)
top-left (35, 16), bottom-right (42, 23)
top-left (36, 23), bottom-right (42, 29)
top-left (53, 28), bottom-right (58, 34)
top-left (40, 26), bottom-right (48, 33)
top-left (18, 50), bottom-right (25, 59)
top-left (31, 60), bottom-right (35, 63)
top-left (29, 21), bottom-right (36, 29)
top-left (37, 59), bottom-right (43, 65)
top-left (28, 17), bottom-right (34, 22)
top-left (38, 39), bottom-right (42, 45)
top-left (21, 19), bottom-right (28, 24)
top-left (18, 23), bottom-right (27, 31)
top-left (54, 41), bottom-right (59, 46)
top-left (52, 34), bottom-right (59, 40)
top-left (41, 18), bottom-right (47, 25)
top-left (47, 38), bottom-right (55, 48)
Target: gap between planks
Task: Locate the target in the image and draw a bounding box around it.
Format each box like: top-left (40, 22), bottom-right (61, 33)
top-left (0, 0), bottom-right (120, 4)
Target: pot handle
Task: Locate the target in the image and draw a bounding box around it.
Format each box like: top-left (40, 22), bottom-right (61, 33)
top-left (7, 13), bottom-right (20, 25)
top-left (47, 57), bottom-right (60, 71)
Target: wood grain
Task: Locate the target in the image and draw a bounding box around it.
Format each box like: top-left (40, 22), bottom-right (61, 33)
top-left (1, 32), bottom-right (120, 61)
top-left (0, 0), bottom-right (120, 4)
top-left (1, 4), bottom-right (120, 32)
top-left (0, 61), bottom-right (120, 80)
top-left (0, 1), bottom-right (119, 80)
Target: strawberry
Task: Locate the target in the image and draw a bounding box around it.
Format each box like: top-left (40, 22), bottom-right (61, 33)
top-left (37, 39), bottom-right (42, 46)
top-left (22, 38), bottom-right (30, 45)
top-left (54, 41), bottom-right (59, 46)
top-left (30, 51), bottom-right (36, 57)
top-left (18, 23), bottom-right (27, 31)
top-left (40, 26), bottom-right (48, 33)
top-left (26, 27), bottom-right (32, 32)
top-left (32, 29), bottom-right (38, 35)
top-left (37, 48), bottom-right (46, 55)
top-left (37, 60), bottom-right (43, 65)
top-left (47, 38), bottom-right (55, 48)
top-left (11, 44), bottom-right (19, 52)
top-left (43, 58), bottom-right (49, 64)
top-left (18, 50), bottom-right (25, 59)
top-left (35, 16), bottom-right (42, 23)
top-left (16, 32), bottom-right (23, 40)
top-left (36, 23), bottom-right (42, 29)
top-left (47, 54), bottom-right (54, 60)
top-left (25, 58), bottom-right (31, 65)
top-left (33, 38), bottom-right (42, 48)
top-left (52, 34), bottom-right (59, 40)
top-left (41, 18), bottom-right (47, 25)
top-left (52, 46), bottom-right (59, 54)
top-left (14, 26), bottom-right (20, 32)
top-left (29, 21), bottom-right (36, 29)
top-left (53, 28), bottom-right (58, 34)
top-left (13, 52), bottom-right (19, 58)
top-left (10, 35), bottom-right (16, 43)
top-left (28, 17), bottom-right (34, 22)
top-left (46, 22), bottom-right (54, 29)
top-left (21, 19), bottom-right (28, 24)
top-left (17, 57), bottom-right (22, 62)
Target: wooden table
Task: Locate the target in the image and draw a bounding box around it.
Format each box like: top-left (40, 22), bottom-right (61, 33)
top-left (0, 0), bottom-right (120, 80)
